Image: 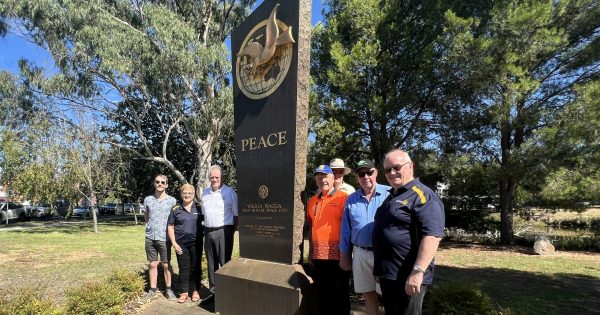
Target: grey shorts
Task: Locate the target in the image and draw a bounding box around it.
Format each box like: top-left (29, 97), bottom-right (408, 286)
top-left (145, 238), bottom-right (169, 263)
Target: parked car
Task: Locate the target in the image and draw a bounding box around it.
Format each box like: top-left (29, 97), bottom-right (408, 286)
top-left (55, 199), bottom-right (70, 218)
top-left (72, 205), bottom-right (95, 218)
top-left (123, 203), bottom-right (134, 213)
top-left (0, 202), bottom-right (28, 223)
top-left (123, 202), bottom-right (140, 213)
top-left (99, 203), bottom-right (118, 215)
top-left (28, 202), bottom-right (53, 219)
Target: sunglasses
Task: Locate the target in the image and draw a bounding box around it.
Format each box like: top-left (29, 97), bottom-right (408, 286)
top-left (383, 161), bottom-right (410, 174)
top-left (356, 169), bottom-right (375, 178)
top-left (155, 180), bottom-right (167, 185)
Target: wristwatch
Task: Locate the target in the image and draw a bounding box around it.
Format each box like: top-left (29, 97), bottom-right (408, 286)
top-left (412, 264), bottom-right (426, 273)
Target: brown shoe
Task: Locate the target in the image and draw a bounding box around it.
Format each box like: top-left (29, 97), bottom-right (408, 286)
top-left (191, 291), bottom-right (200, 302)
top-left (178, 293), bottom-right (189, 303)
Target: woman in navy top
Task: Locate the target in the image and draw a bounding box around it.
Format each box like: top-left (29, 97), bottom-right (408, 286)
top-left (168, 183), bottom-right (203, 303)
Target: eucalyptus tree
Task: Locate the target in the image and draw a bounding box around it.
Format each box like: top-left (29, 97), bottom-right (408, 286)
top-left (0, 70), bottom-right (70, 209)
top-left (1, 0), bottom-right (254, 193)
top-left (1, 69), bottom-right (130, 232)
top-left (439, 0), bottom-right (600, 243)
top-left (63, 116), bottom-right (129, 233)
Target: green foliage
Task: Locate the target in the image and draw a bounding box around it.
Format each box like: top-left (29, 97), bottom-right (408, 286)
top-left (105, 269), bottom-right (145, 300)
top-left (0, 112), bottom-right (77, 207)
top-left (0, 288), bottom-right (62, 315)
top-left (64, 269), bottom-right (144, 315)
top-left (311, 0), bottom-right (460, 163)
top-left (438, 0), bottom-right (600, 243)
top-left (536, 82), bottom-right (600, 206)
top-left (426, 282), bottom-right (498, 315)
top-left (1, 0), bottom-right (251, 193)
top-left (65, 282), bottom-right (125, 315)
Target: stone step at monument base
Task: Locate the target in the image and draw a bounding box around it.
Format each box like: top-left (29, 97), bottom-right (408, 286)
top-left (215, 258), bottom-right (316, 315)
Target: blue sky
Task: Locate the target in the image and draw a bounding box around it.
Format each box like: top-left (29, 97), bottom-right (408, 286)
top-left (0, 1), bottom-right (326, 76)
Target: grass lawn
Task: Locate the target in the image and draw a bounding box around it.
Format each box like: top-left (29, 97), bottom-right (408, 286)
top-left (1, 216), bottom-right (598, 314)
top-left (0, 217), bottom-right (149, 305)
top-left (435, 241), bottom-right (600, 314)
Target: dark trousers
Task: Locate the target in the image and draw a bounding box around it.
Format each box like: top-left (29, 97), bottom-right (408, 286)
top-left (176, 241), bottom-right (202, 293)
top-left (380, 278), bottom-right (428, 315)
top-left (204, 225), bottom-right (234, 293)
top-left (312, 259), bottom-right (350, 315)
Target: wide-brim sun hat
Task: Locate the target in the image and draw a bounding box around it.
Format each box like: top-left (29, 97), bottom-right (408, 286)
top-left (329, 158), bottom-right (351, 175)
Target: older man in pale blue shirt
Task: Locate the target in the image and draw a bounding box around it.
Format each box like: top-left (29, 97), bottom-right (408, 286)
top-left (340, 159), bottom-right (390, 315)
top-left (201, 165), bottom-right (238, 296)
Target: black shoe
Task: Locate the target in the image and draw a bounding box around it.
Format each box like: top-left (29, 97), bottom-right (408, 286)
top-left (200, 293), bottom-right (214, 304)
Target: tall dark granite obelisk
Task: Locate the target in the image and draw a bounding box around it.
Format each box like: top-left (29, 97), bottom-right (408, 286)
top-left (215, 0), bottom-right (313, 314)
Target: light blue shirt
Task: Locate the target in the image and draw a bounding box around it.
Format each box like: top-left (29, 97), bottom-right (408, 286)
top-left (201, 184), bottom-right (238, 228)
top-left (340, 184), bottom-right (390, 253)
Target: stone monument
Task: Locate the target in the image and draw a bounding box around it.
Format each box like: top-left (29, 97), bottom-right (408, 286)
top-left (215, 0), bottom-right (313, 314)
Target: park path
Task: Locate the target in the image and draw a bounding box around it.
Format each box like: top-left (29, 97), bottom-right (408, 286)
top-left (140, 295), bottom-right (371, 314)
top-left (139, 297), bottom-right (214, 315)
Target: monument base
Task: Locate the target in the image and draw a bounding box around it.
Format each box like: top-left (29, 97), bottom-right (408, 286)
top-left (215, 258), bottom-right (316, 315)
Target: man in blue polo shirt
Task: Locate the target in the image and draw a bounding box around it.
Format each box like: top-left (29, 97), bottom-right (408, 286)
top-left (339, 159), bottom-right (390, 315)
top-left (373, 149), bottom-right (445, 315)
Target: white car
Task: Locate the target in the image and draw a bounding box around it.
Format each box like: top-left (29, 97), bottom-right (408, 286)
top-left (0, 202), bottom-right (28, 223)
top-left (29, 203), bottom-right (53, 219)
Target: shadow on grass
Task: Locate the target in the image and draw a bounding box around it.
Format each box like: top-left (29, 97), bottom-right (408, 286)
top-left (433, 262), bottom-right (600, 314)
top-left (1, 216), bottom-right (143, 234)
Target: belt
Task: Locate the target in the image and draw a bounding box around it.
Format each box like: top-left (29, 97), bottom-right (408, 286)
top-left (204, 226), bottom-right (224, 232)
top-left (355, 245), bottom-right (374, 251)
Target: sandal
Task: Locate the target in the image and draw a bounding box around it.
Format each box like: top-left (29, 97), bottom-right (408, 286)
top-left (191, 291), bottom-right (201, 302)
top-left (178, 292), bottom-right (188, 303)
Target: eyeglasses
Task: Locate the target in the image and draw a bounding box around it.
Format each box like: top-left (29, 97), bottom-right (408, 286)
top-left (155, 180), bottom-right (167, 185)
top-left (356, 169), bottom-right (375, 178)
top-left (384, 161), bottom-right (411, 174)
top-left (181, 192), bottom-right (194, 196)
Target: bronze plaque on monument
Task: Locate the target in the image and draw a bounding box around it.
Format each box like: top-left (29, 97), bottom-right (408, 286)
top-left (233, 0), bottom-right (310, 264)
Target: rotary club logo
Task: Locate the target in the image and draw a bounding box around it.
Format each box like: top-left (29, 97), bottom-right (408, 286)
top-left (258, 185), bottom-right (269, 199)
top-left (236, 4), bottom-right (295, 100)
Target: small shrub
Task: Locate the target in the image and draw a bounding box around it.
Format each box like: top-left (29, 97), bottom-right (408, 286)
top-left (64, 269), bottom-right (146, 315)
top-left (426, 282), bottom-right (496, 314)
top-left (65, 281), bottom-right (125, 315)
top-left (0, 288), bottom-right (62, 315)
top-left (106, 269), bottom-right (145, 299)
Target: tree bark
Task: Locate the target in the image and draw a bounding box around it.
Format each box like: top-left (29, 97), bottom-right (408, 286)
top-left (499, 123), bottom-right (516, 244)
top-left (499, 175), bottom-right (517, 244)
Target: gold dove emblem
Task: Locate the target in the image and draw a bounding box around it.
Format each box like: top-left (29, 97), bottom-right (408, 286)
top-left (236, 3), bottom-right (295, 99)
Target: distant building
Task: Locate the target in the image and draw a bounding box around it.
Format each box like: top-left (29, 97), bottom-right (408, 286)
top-left (0, 184), bottom-right (8, 201)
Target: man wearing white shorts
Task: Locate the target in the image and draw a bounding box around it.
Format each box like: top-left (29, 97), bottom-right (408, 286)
top-left (340, 159), bottom-right (390, 315)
